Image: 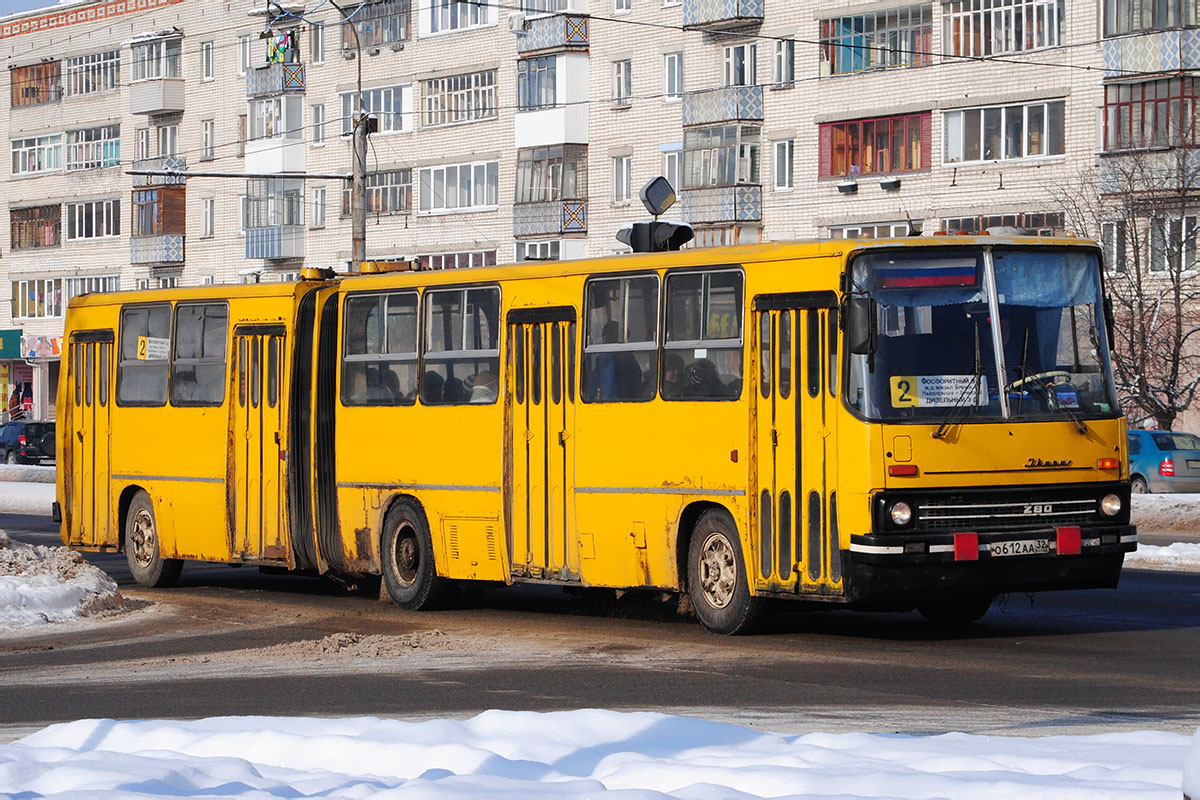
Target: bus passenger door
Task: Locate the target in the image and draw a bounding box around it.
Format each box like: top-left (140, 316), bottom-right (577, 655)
top-left (506, 308), bottom-right (578, 581)
top-left (69, 334), bottom-right (114, 548)
top-left (231, 326), bottom-right (287, 561)
top-left (753, 293), bottom-right (842, 596)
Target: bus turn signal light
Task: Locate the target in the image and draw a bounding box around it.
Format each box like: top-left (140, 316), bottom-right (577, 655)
top-left (888, 464), bottom-right (919, 477)
top-left (1097, 458), bottom-right (1119, 470)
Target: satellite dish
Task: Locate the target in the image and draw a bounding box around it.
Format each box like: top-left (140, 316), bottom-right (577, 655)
top-left (639, 176), bottom-right (676, 217)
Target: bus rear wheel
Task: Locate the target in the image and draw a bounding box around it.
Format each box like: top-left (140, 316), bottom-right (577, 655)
top-left (687, 509), bottom-right (760, 635)
top-left (124, 490), bottom-right (182, 588)
top-left (917, 595), bottom-right (994, 626)
top-left (380, 500), bottom-right (449, 611)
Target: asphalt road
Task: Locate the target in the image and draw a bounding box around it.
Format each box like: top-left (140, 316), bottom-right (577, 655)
top-left (4, 513), bottom-right (1200, 742)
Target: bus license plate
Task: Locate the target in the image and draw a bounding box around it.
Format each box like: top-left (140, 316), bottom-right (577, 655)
top-left (990, 539), bottom-right (1050, 557)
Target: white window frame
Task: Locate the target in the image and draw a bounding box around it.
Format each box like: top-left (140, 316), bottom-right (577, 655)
top-left (421, 69), bottom-right (498, 127)
top-left (943, 0), bottom-right (1061, 58)
top-left (201, 41), bottom-right (214, 80)
top-left (723, 43), bottom-right (756, 87)
top-left (516, 240), bottom-right (561, 261)
top-left (65, 125), bottom-right (120, 171)
top-left (340, 85), bottom-right (413, 135)
top-left (157, 124), bottom-right (178, 157)
top-left (774, 38), bottom-right (795, 85)
top-left (312, 186), bottom-right (327, 228)
top-left (131, 37), bottom-right (181, 82)
top-left (65, 275), bottom-right (119, 300)
top-left (201, 197), bottom-right (215, 238)
top-left (310, 21), bottom-right (326, 64)
top-left (828, 221), bottom-right (911, 239)
top-left (311, 103), bottom-right (326, 145)
top-left (201, 119), bottom-right (215, 161)
top-left (136, 128), bottom-right (150, 161)
top-left (613, 59), bottom-right (632, 107)
top-left (942, 99), bottom-right (1065, 164)
top-left (249, 95), bottom-right (305, 141)
top-left (10, 134), bottom-right (62, 175)
top-left (663, 149), bottom-right (681, 192)
top-left (66, 199), bottom-right (121, 241)
top-left (427, 0), bottom-right (495, 35)
top-left (417, 160), bottom-right (500, 214)
top-left (614, 0), bottom-right (632, 12)
top-left (11, 279), bottom-right (64, 320)
top-left (64, 49), bottom-right (120, 96)
top-left (613, 154), bottom-right (632, 203)
top-left (773, 139), bottom-right (794, 190)
top-left (663, 52), bottom-right (683, 100)
top-left (238, 34), bottom-right (254, 76)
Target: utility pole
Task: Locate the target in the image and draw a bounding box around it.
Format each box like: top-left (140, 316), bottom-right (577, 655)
top-left (330, 0), bottom-right (366, 271)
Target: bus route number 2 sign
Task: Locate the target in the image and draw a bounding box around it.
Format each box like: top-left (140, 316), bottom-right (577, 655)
top-left (137, 336), bottom-right (170, 361)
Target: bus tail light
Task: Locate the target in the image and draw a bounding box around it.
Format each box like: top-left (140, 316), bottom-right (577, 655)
top-left (888, 465), bottom-right (918, 477)
top-left (1096, 458), bottom-right (1119, 470)
top-left (1160, 457), bottom-right (1175, 477)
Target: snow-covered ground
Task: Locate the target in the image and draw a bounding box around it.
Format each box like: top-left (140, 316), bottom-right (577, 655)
top-left (0, 710), bottom-right (1192, 799)
top-left (0, 530), bottom-right (122, 628)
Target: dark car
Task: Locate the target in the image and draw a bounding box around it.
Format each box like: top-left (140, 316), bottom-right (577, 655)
top-left (1127, 429), bottom-right (1200, 493)
top-left (0, 420), bottom-right (55, 465)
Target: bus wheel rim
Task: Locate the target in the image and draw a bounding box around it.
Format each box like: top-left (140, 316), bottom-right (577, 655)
top-left (131, 509), bottom-right (156, 568)
top-left (699, 531), bottom-right (736, 610)
top-left (393, 526), bottom-right (418, 587)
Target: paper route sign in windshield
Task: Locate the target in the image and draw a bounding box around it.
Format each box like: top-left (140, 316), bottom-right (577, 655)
top-left (890, 375), bottom-right (988, 408)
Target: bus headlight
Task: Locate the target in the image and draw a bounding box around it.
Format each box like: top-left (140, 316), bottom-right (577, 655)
top-left (889, 501), bottom-right (913, 526)
top-left (1100, 494), bottom-right (1122, 517)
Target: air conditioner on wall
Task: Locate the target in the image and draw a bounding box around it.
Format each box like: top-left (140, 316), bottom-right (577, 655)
top-left (508, 12), bottom-right (529, 33)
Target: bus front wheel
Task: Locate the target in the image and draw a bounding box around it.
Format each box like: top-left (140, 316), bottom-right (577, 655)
top-left (687, 509), bottom-right (760, 635)
top-left (380, 501), bottom-right (450, 611)
top-left (124, 490), bottom-right (182, 588)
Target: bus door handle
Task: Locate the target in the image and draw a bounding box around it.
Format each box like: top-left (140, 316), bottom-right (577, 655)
top-left (274, 432), bottom-right (281, 444)
top-left (771, 428), bottom-right (778, 446)
top-left (77, 431), bottom-right (84, 442)
top-left (558, 430), bottom-right (569, 444)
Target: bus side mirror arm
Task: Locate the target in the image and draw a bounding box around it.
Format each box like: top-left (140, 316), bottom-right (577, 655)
top-left (1104, 295), bottom-right (1115, 348)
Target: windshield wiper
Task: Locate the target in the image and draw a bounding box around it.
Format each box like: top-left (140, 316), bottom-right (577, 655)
top-left (1005, 329), bottom-right (1088, 434)
top-left (933, 324), bottom-right (985, 440)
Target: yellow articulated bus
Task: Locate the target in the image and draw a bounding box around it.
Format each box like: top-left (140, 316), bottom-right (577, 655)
top-left (56, 237), bottom-right (1136, 633)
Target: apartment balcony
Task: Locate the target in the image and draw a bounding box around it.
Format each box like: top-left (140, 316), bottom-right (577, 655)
top-left (246, 225), bottom-right (305, 260)
top-left (513, 200), bottom-right (587, 237)
top-left (682, 0), bottom-right (763, 31)
top-left (681, 85), bottom-right (763, 127)
top-left (132, 156), bottom-right (186, 187)
top-left (516, 14), bottom-right (588, 54)
top-left (130, 234), bottom-right (185, 265)
top-left (680, 185), bottom-right (761, 224)
top-left (1103, 28), bottom-right (1200, 76)
top-left (129, 77), bottom-right (185, 115)
top-left (246, 62), bottom-right (306, 98)
top-left (245, 136), bottom-right (306, 174)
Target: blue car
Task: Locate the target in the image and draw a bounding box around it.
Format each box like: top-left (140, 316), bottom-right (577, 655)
top-left (1127, 429), bottom-right (1200, 493)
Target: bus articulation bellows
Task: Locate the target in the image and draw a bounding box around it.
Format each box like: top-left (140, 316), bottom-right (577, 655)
top-left (56, 238), bottom-right (1136, 633)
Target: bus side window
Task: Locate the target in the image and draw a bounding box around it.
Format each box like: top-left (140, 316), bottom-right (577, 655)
top-left (116, 304), bottom-right (171, 407)
top-left (98, 342), bottom-right (108, 407)
top-left (582, 274), bottom-right (658, 403)
top-left (422, 286), bottom-right (500, 405)
top-left (343, 291), bottom-right (419, 407)
top-left (170, 303), bottom-right (228, 406)
top-left (662, 269), bottom-right (743, 401)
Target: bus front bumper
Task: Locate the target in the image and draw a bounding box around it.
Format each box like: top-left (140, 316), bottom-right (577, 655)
top-left (841, 525), bottom-right (1136, 606)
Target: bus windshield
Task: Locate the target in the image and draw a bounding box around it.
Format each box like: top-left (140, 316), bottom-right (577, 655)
top-left (845, 247), bottom-right (1119, 425)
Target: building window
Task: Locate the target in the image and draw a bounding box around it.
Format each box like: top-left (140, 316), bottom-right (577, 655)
top-left (429, 0), bottom-right (492, 33)
top-left (516, 240), bottom-right (560, 261)
top-left (421, 69), bottom-right (497, 126)
top-left (132, 188), bottom-right (186, 237)
top-left (944, 99), bottom-right (1064, 163)
top-left (417, 250), bottom-right (496, 269)
top-left (244, 178), bottom-right (304, 228)
top-left (614, 0), bottom-right (631, 11)
top-left (237, 115), bottom-right (247, 157)
top-left (201, 41), bottom-right (214, 80)
top-left (1105, 0), bottom-right (1198, 35)
top-left (613, 59), bottom-right (632, 107)
top-left (132, 37), bottom-right (182, 81)
top-left (723, 43), bottom-right (756, 87)
top-left (312, 187), bottom-right (326, 228)
top-left (518, 56), bottom-right (557, 111)
top-left (64, 50), bottom-right (120, 96)
top-left (613, 155), bottom-right (632, 202)
top-left (238, 34), bottom-right (254, 75)
top-left (202, 197), bottom-right (215, 238)
top-left (663, 148), bottom-right (681, 191)
top-left (66, 275), bottom-right (120, 300)
top-left (820, 113), bottom-right (928, 178)
top-left (10, 61), bottom-right (61, 107)
top-left (311, 103), bottom-right (326, 144)
top-left (515, 144), bottom-right (588, 203)
top-left (819, 6), bottom-right (932, 75)
top-left (310, 21), bottom-right (326, 63)
top-left (774, 139), bottom-right (794, 189)
top-left (943, 0), bottom-right (1062, 58)
top-left (11, 279), bottom-right (63, 320)
top-left (157, 124), bottom-right (178, 157)
top-left (1101, 220), bottom-right (1126, 272)
top-left (521, 0), bottom-right (570, 10)
top-left (774, 39), bottom-right (795, 85)
top-left (1150, 216), bottom-right (1197, 272)
top-left (418, 161), bottom-right (498, 213)
top-left (664, 52), bottom-right (683, 99)
top-left (342, 0), bottom-right (411, 48)
top-left (10, 205), bottom-right (61, 249)
top-left (250, 95), bottom-right (304, 141)
top-left (11, 134), bottom-right (62, 175)
top-left (941, 211), bottom-right (1063, 235)
top-left (340, 85), bottom-right (412, 134)
top-left (343, 169), bottom-right (412, 215)
top-left (137, 128), bottom-right (150, 161)
top-left (66, 125), bottom-right (120, 171)
top-left (201, 120), bottom-right (215, 161)
top-left (829, 221), bottom-right (912, 238)
top-left (66, 199), bottom-right (120, 241)
top-left (683, 125), bottom-right (760, 187)
top-left (1104, 77), bottom-right (1200, 150)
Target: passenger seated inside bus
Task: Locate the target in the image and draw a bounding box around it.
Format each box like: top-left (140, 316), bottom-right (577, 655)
top-left (469, 371), bottom-right (497, 403)
top-left (595, 320), bottom-right (645, 400)
top-left (421, 371), bottom-right (444, 404)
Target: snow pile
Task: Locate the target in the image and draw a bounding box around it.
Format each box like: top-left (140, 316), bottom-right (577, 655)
top-left (0, 464), bottom-right (54, 484)
top-left (0, 711), bottom-right (1188, 799)
top-left (1130, 493), bottom-right (1200, 535)
top-left (0, 531), bottom-right (122, 629)
top-left (1126, 542), bottom-right (1200, 571)
top-left (0, 481), bottom-right (54, 516)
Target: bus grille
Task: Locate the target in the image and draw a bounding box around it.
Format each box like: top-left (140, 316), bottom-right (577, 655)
top-left (916, 491), bottom-right (1099, 531)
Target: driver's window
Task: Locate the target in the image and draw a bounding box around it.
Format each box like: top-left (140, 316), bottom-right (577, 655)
top-left (662, 269), bottom-right (743, 401)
